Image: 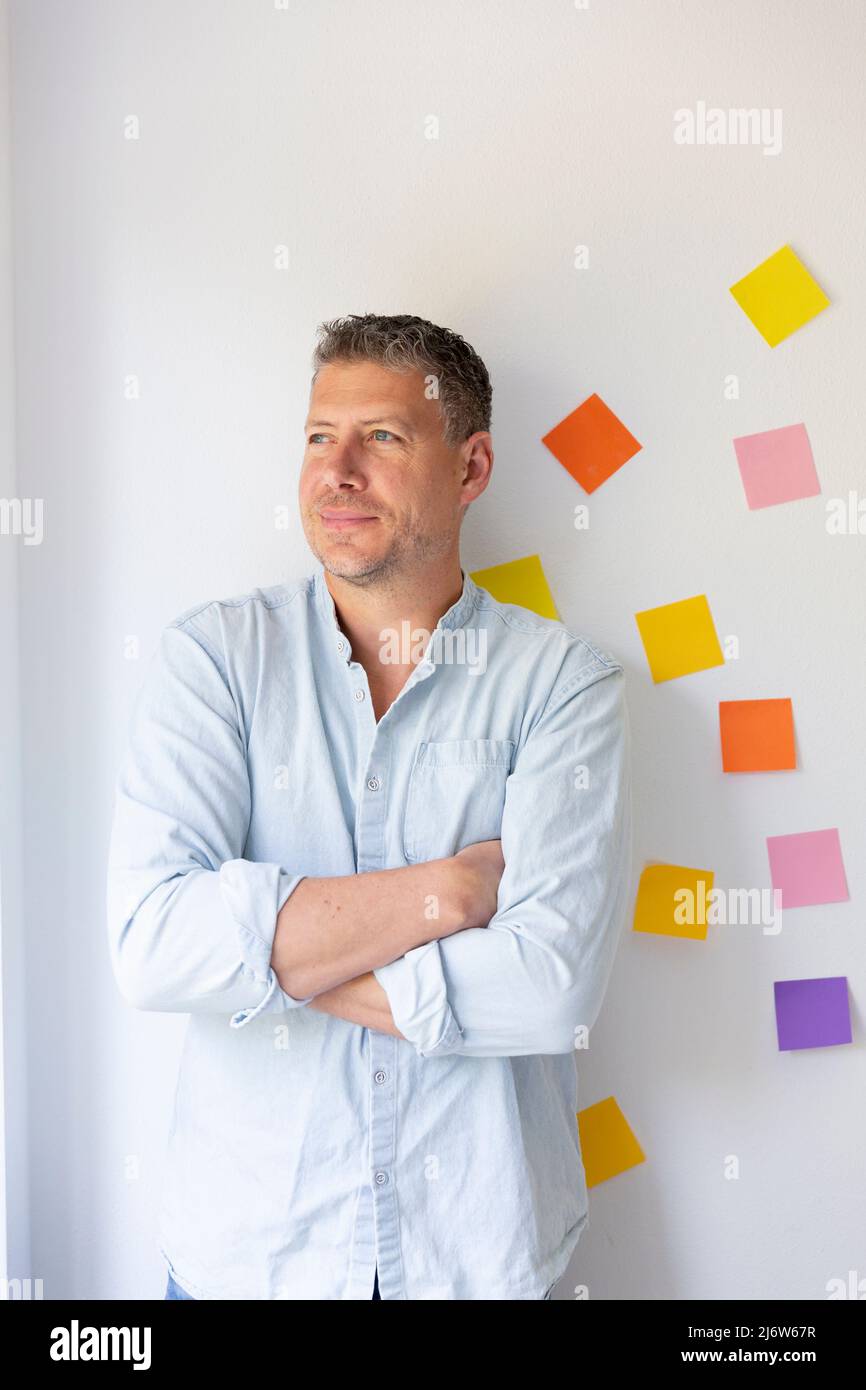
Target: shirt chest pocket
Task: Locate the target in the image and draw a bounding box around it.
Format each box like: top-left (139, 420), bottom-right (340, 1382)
top-left (402, 738), bottom-right (516, 865)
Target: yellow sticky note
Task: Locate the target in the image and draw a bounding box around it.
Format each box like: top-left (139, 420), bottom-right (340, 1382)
top-left (577, 1097), bottom-right (645, 1188)
top-left (470, 554), bottom-right (558, 619)
top-left (634, 593), bottom-right (724, 682)
top-left (632, 863), bottom-right (715, 941)
top-left (729, 245), bottom-right (830, 347)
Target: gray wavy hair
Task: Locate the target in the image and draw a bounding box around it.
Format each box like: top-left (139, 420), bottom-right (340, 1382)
top-left (311, 313), bottom-right (492, 451)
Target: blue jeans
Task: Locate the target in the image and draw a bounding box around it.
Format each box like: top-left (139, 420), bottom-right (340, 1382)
top-left (164, 1267), bottom-right (382, 1299)
top-left (165, 1270), bottom-right (196, 1300)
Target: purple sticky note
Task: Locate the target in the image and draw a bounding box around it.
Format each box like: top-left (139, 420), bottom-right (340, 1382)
top-left (733, 423), bottom-right (821, 509)
top-left (766, 827), bottom-right (848, 908)
top-left (774, 976), bottom-right (852, 1051)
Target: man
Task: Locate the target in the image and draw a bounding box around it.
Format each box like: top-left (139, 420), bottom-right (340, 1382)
top-left (106, 312), bottom-right (633, 1301)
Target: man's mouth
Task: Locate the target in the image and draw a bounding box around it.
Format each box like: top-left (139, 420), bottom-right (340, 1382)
top-left (318, 510), bottom-right (380, 530)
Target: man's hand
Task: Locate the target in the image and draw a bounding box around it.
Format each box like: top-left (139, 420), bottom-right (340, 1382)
top-left (307, 971), bottom-right (407, 1039)
top-left (454, 839), bottom-right (506, 928)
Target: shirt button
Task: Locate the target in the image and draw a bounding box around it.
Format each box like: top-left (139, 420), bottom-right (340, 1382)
top-left (367, 776), bottom-right (380, 791)
top-left (337, 639), bottom-right (345, 653)
top-left (353, 688), bottom-right (365, 702)
top-left (374, 1171), bottom-right (389, 1185)
top-left (374, 1070), bottom-right (387, 1084)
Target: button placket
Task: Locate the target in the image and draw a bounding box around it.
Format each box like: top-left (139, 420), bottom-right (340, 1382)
top-left (353, 725), bottom-right (403, 1295)
top-left (368, 1029), bottom-right (403, 1298)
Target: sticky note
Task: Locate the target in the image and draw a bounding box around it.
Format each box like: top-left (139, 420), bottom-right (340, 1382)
top-left (577, 1097), bottom-right (645, 1188)
top-left (470, 554), bottom-right (558, 619)
top-left (729, 245), bottom-right (830, 347)
top-left (733, 423), bottom-right (821, 509)
top-left (766, 828), bottom-right (849, 908)
top-left (719, 698), bottom-right (796, 772)
top-left (774, 977), bottom-right (852, 1051)
top-left (542, 392), bottom-right (641, 493)
top-left (632, 863), bottom-right (715, 940)
top-left (634, 594), bottom-right (725, 682)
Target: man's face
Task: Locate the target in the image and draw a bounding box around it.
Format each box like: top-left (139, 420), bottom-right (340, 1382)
top-left (299, 360), bottom-right (485, 583)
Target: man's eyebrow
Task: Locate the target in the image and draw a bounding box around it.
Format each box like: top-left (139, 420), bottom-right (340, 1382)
top-left (305, 415), bottom-right (415, 433)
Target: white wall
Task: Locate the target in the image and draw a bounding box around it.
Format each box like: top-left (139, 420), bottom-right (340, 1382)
top-left (6, 0), bottom-right (865, 1298)
top-left (0, 0), bottom-right (27, 1296)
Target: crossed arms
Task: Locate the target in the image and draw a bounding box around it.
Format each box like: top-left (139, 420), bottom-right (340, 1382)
top-left (107, 622), bottom-right (632, 1060)
top-left (274, 843), bottom-right (505, 1040)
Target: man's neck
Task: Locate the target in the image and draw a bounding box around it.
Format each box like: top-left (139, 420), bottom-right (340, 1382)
top-left (323, 563), bottom-right (465, 672)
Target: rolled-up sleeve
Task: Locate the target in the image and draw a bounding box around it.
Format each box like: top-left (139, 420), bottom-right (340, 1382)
top-left (375, 658), bottom-right (633, 1058)
top-left (106, 619), bottom-right (313, 1030)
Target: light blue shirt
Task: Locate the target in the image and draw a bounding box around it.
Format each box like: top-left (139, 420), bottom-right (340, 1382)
top-left (106, 561), bottom-right (632, 1300)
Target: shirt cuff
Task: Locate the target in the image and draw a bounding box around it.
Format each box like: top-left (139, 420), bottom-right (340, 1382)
top-left (218, 859), bottom-right (313, 1029)
top-left (374, 941), bottom-right (464, 1058)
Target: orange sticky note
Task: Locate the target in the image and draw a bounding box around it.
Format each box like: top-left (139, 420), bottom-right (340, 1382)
top-left (632, 863), bottom-right (715, 941)
top-left (542, 392), bottom-right (642, 494)
top-left (634, 594), bottom-right (725, 682)
top-left (719, 698), bottom-right (796, 772)
top-left (577, 1097), bottom-right (645, 1188)
top-left (470, 554), bottom-right (558, 619)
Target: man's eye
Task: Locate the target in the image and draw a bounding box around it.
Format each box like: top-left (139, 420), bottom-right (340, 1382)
top-left (307, 431), bottom-right (397, 445)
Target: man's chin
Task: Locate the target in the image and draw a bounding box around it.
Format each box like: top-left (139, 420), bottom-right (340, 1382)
top-left (316, 544), bottom-right (392, 581)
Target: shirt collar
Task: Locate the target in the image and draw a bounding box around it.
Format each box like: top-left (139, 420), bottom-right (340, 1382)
top-left (313, 560), bottom-right (480, 664)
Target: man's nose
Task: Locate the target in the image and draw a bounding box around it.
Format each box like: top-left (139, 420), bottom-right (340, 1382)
top-left (322, 446), bottom-right (367, 487)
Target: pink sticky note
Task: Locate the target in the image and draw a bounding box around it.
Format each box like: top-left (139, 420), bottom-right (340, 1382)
top-left (766, 828), bottom-right (849, 908)
top-left (733, 423), bottom-right (820, 509)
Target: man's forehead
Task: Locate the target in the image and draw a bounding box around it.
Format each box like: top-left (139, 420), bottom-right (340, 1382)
top-left (305, 371), bottom-right (438, 429)
top-left (305, 408), bottom-right (418, 431)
